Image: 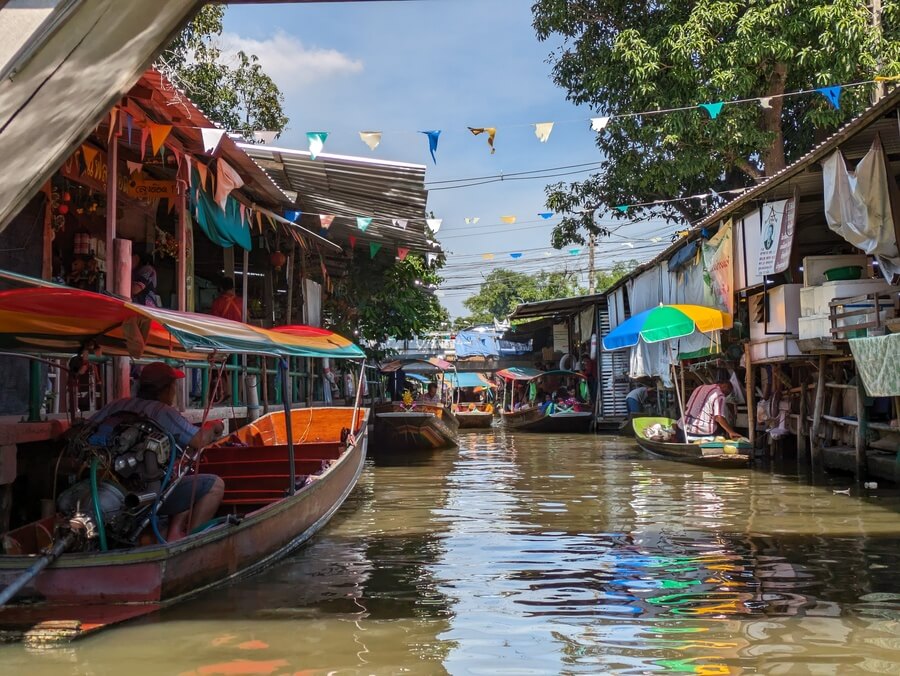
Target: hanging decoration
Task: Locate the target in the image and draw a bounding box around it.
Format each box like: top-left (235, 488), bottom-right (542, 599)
top-left (108, 109), bottom-right (119, 144)
top-left (817, 86), bottom-right (842, 110)
top-left (591, 117), bottom-right (610, 132)
top-left (500, 215), bottom-right (516, 224)
top-left (307, 131), bottom-right (328, 159)
top-left (509, 252), bottom-right (523, 259)
top-left (568, 248), bottom-right (581, 255)
top-left (214, 159), bottom-right (244, 211)
top-left (758, 97), bottom-right (773, 109)
top-left (349, 235), bottom-right (357, 249)
top-left (140, 127), bottom-right (150, 160)
top-left (482, 253), bottom-right (495, 260)
top-left (359, 131), bottom-right (382, 151)
top-left (126, 113), bottom-right (134, 145)
top-left (201, 128), bottom-right (227, 154)
top-left (420, 130), bottom-right (441, 164)
top-left (253, 130), bottom-right (279, 145)
top-left (148, 122), bottom-right (172, 156)
top-left (426, 252), bottom-right (438, 266)
top-left (285, 210), bottom-right (301, 222)
top-left (357, 216), bottom-right (372, 232)
top-left (538, 212), bottom-right (554, 219)
top-left (465, 217), bottom-right (480, 224)
top-left (320, 214), bottom-right (335, 229)
top-left (699, 102), bottom-right (724, 119)
top-left (615, 205), bottom-right (629, 213)
top-left (270, 251), bottom-right (286, 270)
top-left (195, 162), bottom-right (209, 192)
top-left (397, 247), bottom-right (410, 261)
top-left (81, 145), bottom-right (99, 173)
top-left (391, 218), bottom-right (408, 229)
top-left (426, 218), bottom-right (442, 234)
top-left (534, 122), bottom-right (554, 143)
top-left (468, 127), bottom-right (496, 154)
top-left (369, 242), bottom-right (382, 259)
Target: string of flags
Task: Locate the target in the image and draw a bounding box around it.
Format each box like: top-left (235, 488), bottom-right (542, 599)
top-left (296, 77), bottom-right (895, 164)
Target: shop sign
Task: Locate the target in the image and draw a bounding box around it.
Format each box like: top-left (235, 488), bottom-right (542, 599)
top-left (756, 195), bottom-right (797, 276)
top-left (126, 178), bottom-right (178, 200)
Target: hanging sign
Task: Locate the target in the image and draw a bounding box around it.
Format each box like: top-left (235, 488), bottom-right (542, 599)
top-left (126, 178), bottom-right (178, 200)
top-left (756, 194), bottom-right (797, 276)
top-left (702, 219), bottom-right (734, 326)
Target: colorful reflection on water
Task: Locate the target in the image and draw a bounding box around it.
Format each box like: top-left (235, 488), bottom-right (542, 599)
top-left (5, 430), bottom-right (900, 674)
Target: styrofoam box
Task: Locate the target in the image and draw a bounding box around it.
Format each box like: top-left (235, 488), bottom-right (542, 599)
top-left (799, 313), bottom-right (831, 340)
top-left (800, 287), bottom-right (818, 317)
top-left (749, 284), bottom-right (803, 339)
top-left (749, 336), bottom-right (802, 362)
top-left (802, 254), bottom-right (870, 287)
top-left (819, 279), bottom-right (893, 312)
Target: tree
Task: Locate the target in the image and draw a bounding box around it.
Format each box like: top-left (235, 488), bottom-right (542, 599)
top-left (323, 254), bottom-right (448, 360)
top-left (533, 0), bottom-right (900, 247)
top-left (460, 268), bottom-right (585, 325)
top-left (595, 259), bottom-right (638, 293)
top-left (157, 6), bottom-right (288, 139)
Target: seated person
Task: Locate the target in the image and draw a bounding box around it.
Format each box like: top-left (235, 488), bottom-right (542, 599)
top-left (88, 362), bottom-right (225, 541)
top-left (675, 380), bottom-right (741, 442)
top-left (554, 386), bottom-right (576, 411)
top-left (418, 383), bottom-right (441, 404)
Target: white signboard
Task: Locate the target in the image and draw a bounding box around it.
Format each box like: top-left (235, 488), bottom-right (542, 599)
top-left (756, 197), bottom-right (797, 276)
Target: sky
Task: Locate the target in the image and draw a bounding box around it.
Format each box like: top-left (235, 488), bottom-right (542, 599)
top-left (222, 0), bottom-right (671, 318)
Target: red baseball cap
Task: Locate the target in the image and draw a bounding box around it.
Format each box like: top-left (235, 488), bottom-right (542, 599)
top-left (139, 362), bottom-right (185, 389)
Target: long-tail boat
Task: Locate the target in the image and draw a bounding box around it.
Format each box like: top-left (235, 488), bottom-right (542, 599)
top-left (374, 358), bottom-right (459, 450)
top-left (0, 277), bottom-right (368, 643)
top-left (632, 417), bottom-right (751, 468)
top-left (498, 367), bottom-right (594, 434)
top-left (448, 371), bottom-right (496, 429)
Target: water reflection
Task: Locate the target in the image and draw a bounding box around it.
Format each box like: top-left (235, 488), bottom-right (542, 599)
top-left (4, 432), bottom-right (900, 674)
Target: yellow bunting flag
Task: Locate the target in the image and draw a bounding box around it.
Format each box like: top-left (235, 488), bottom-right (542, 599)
top-left (534, 122), bottom-right (554, 143)
top-left (359, 131), bottom-right (382, 151)
top-left (500, 215), bottom-right (516, 224)
top-left (482, 253), bottom-right (495, 261)
top-left (148, 122), bottom-right (172, 156)
top-left (81, 145), bottom-right (99, 172)
top-left (468, 127), bottom-right (496, 154)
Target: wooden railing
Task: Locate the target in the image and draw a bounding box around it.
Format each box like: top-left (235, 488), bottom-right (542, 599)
top-left (829, 291), bottom-right (898, 340)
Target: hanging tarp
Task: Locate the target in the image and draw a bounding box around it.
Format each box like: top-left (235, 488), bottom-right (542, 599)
top-left (849, 333), bottom-right (900, 396)
top-left (455, 330), bottom-right (499, 358)
top-left (189, 166), bottom-right (252, 251)
top-left (701, 219), bottom-right (734, 325)
top-left (667, 241), bottom-right (699, 271)
top-left (823, 136), bottom-right (900, 278)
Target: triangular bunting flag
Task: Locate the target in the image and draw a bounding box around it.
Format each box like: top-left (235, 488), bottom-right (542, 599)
top-left (590, 117), bottom-right (610, 132)
top-left (108, 109), bottom-right (118, 143)
top-left (253, 130), bottom-right (279, 144)
top-left (195, 162), bottom-right (209, 191)
top-left (357, 216), bottom-right (372, 232)
top-left (465, 217), bottom-right (480, 225)
top-left (426, 252), bottom-right (438, 266)
top-left (140, 126), bottom-right (150, 160)
top-left (285, 210), bottom-right (301, 222)
top-left (614, 205), bottom-right (629, 213)
top-left (391, 218), bottom-right (408, 229)
top-left (349, 235), bottom-right (356, 249)
top-left (543, 251), bottom-right (552, 257)
top-left (509, 252), bottom-right (523, 259)
top-left (320, 214), bottom-right (335, 229)
top-left (468, 127), bottom-right (496, 154)
top-left (534, 122), bottom-right (554, 143)
top-left (81, 145), bottom-right (99, 173)
top-left (758, 97), bottom-right (773, 109)
top-left (256, 211), bottom-right (263, 232)
top-left (359, 131), bottom-right (382, 151)
top-left (538, 212), bottom-right (554, 219)
top-left (126, 160), bottom-right (143, 176)
top-left (482, 253), bottom-right (495, 260)
top-left (817, 86), bottom-right (842, 110)
top-left (201, 128), bottom-right (226, 154)
top-left (239, 203), bottom-right (246, 224)
top-left (651, 236), bottom-right (663, 243)
top-left (397, 247), bottom-right (410, 261)
top-left (307, 131), bottom-right (328, 159)
top-left (369, 242), bottom-right (382, 259)
top-left (148, 122), bottom-right (172, 156)
top-left (420, 130), bottom-right (441, 164)
top-left (126, 113), bottom-right (133, 145)
top-left (500, 215), bottom-right (516, 224)
top-left (214, 159), bottom-right (243, 212)
top-left (622, 242), bottom-right (635, 248)
top-left (426, 218), bottom-right (442, 234)
top-left (568, 248), bottom-right (581, 255)
top-left (699, 102), bottom-right (724, 119)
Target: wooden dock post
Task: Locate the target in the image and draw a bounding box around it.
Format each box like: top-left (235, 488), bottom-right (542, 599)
top-left (855, 375), bottom-right (869, 482)
top-left (744, 343), bottom-right (755, 448)
top-left (809, 354), bottom-right (827, 473)
top-left (797, 366), bottom-right (808, 462)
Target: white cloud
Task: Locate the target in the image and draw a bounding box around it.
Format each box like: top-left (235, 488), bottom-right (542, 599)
top-left (217, 31), bottom-right (363, 92)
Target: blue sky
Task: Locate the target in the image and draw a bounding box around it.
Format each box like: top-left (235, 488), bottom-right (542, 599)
top-left (223, 0), bottom-right (670, 318)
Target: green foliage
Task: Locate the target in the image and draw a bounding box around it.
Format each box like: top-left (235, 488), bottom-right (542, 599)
top-left (533, 0), bottom-right (900, 246)
top-left (158, 6), bottom-right (288, 138)
top-left (595, 259), bottom-right (638, 292)
top-left (460, 268), bottom-right (586, 325)
top-left (323, 255), bottom-right (448, 359)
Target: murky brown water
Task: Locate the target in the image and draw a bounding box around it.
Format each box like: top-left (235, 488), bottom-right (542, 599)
top-left (5, 431), bottom-right (900, 675)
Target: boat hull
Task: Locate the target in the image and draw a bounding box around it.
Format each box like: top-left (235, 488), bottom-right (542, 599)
top-left (373, 404), bottom-right (459, 450)
top-left (632, 417), bottom-right (750, 468)
top-left (501, 409), bottom-right (593, 434)
top-left (0, 407), bottom-right (368, 641)
top-left (455, 411), bottom-right (494, 429)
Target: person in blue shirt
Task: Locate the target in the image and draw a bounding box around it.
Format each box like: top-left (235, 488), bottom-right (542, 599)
top-left (89, 362), bottom-right (224, 541)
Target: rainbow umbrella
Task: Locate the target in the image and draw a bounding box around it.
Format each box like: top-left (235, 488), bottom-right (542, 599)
top-left (602, 304), bottom-right (729, 351)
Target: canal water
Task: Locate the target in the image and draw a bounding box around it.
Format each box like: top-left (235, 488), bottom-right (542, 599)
top-left (5, 431), bottom-right (900, 675)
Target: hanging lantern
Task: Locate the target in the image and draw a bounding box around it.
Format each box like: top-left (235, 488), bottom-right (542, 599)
top-left (270, 251), bottom-right (286, 270)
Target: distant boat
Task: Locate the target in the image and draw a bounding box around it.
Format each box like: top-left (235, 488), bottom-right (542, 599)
top-left (632, 417), bottom-right (751, 468)
top-left (497, 367), bottom-right (593, 434)
top-left (448, 371), bottom-right (497, 430)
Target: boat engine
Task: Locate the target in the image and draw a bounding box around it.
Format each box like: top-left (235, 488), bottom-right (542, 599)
top-left (56, 413), bottom-right (175, 550)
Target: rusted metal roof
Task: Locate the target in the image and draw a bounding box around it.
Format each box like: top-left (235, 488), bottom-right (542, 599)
top-left (510, 292), bottom-right (608, 321)
top-left (238, 144), bottom-right (439, 254)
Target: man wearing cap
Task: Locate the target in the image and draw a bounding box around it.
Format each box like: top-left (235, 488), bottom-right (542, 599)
top-left (88, 362), bottom-right (225, 541)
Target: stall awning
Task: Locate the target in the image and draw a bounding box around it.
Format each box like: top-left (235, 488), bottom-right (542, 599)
top-left (445, 372), bottom-right (496, 389)
top-left (510, 293), bottom-right (607, 321)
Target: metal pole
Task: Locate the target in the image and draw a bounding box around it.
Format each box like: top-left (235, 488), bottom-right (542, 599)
top-left (280, 359), bottom-right (296, 495)
top-left (28, 358), bottom-right (42, 422)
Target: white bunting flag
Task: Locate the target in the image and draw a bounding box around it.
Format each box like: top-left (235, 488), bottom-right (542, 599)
top-left (758, 97), bottom-right (773, 109)
top-left (320, 214), bottom-right (335, 229)
top-left (359, 131), bottom-right (382, 151)
top-left (426, 252), bottom-right (438, 266)
top-left (590, 117), bottom-right (610, 132)
top-left (651, 236), bottom-right (663, 243)
top-left (465, 217), bottom-right (480, 225)
top-left (534, 122), bottom-right (554, 143)
top-left (391, 219), bottom-right (408, 229)
top-left (253, 130), bottom-right (279, 144)
top-left (622, 242), bottom-right (635, 248)
top-left (426, 218), bottom-right (442, 234)
top-left (201, 128), bottom-right (227, 154)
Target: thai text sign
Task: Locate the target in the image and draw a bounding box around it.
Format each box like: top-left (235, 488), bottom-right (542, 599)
top-left (702, 219), bottom-right (734, 328)
top-left (756, 198), bottom-right (797, 276)
top-left (126, 179), bottom-right (178, 200)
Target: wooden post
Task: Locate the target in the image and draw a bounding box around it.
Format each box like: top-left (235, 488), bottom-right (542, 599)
top-left (241, 248), bottom-right (249, 322)
top-left (809, 354), bottom-right (827, 473)
top-left (113, 238), bottom-right (132, 400)
top-left (856, 374), bottom-right (869, 482)
top-left (285, 241), bottom-right (295, 325)
top-left (797, 366), bottom-right (808, 462)
top-left (744, 343), bottom-right (755, 448)
top-left (224, 247), bottom-right (235, 286)
top-left (105, 135), bottom-right (118, 293)
top-left (176, 176), bottom-right (187, 312)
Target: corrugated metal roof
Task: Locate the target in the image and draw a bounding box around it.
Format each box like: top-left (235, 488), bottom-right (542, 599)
top-left (604, 86), bottom-right (900, 296)
top-left (510, 292), bottom-right (608, 320)
top-left (239, 144), bottom-right (438, 254)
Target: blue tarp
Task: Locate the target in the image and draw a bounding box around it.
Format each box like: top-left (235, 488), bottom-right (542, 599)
top-left (189, 166), bottom-right (252, 251)
top-left (455, 330), bottom-right (499, 358)
top-left (667, 240), bottom-right (698, 271)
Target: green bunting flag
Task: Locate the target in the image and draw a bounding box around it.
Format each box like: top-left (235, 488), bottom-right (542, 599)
top-left (699, 102), bottom-right (724, 119)
top-left (370, 242), bottom-right (382, 259)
